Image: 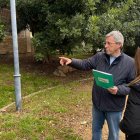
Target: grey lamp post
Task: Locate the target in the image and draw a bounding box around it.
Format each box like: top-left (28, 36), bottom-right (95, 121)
top-left (10, 0), bottom-right (22, 111)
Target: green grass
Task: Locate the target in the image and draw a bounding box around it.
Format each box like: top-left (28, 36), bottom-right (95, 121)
top-left (0, 64), bottom-right (59, 108)
top-left (0, 82), bottom-right (91, 139)
top-left (0, 63), bottom-right (92, 139)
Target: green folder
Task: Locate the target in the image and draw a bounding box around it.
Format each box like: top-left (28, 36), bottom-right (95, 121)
top-left (92, 69), bottom-right (114, 89)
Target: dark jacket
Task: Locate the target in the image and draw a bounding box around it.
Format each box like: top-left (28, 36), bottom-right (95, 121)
top-left (120, 82), bottom-right (140, 135)
top-left (70, 52), bottom-right (135, 111)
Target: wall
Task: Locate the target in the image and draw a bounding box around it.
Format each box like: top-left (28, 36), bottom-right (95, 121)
top-left (0, 8), bottom-right (33, 55)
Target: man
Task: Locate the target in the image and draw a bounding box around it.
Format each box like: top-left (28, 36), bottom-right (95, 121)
top-left (59, 31), bottom-right (135, 140)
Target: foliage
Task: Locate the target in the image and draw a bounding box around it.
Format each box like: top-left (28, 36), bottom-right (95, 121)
top-left (0, 0), bottom-right (9, 8)
top-left (85, 0), bottom-right (140, 55)
top-left (16, 0), bottom-right (49, 35)
top-left (0, 21), bottom-right (5, 42)
top-left (109, 0), bottom-right (139, 55)
top-left (0, 0), bottom-right (139, 58)
top-left (32, 32), bottom-right (56, 62)
top-left (0, 1), bottom-right (10, 41)
top-left (16, 0), bottom-right (99, 60)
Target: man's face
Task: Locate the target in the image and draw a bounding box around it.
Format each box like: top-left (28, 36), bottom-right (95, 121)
top-left (104, 36), bottom-right (121, 56)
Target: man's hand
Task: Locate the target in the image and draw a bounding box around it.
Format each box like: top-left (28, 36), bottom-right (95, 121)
top-left (107, 86), bottom-right (118, 95)
top-left (59, 57), bottom-right (72, 66)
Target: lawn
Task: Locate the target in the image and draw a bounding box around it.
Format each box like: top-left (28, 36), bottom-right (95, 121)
top-left (0, 60), bottom-right (92, 140)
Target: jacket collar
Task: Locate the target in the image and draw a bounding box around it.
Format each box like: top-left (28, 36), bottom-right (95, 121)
top-left (103, 52), bottom-right (124, 65)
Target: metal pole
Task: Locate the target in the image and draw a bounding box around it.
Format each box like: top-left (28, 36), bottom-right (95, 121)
top-left (10, 0), bottom-right (22, 111)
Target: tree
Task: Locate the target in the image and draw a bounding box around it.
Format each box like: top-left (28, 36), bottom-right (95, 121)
top-left (16, 0), bottom-right (100, 60)
top-left (1, 0), bottom-right (139, 59)
top-left (0, 21), bottom-right (5, 42)
top-left (0, 0), bottom-right (9, 42)
top-left (85, 0), bottom-right (140, 55)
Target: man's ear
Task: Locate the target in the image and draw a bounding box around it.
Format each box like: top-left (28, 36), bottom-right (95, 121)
top-left (117, 43), bottom-right (122, 49)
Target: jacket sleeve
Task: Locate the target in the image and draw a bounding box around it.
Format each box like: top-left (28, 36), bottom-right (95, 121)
top-left (70, 53), bottom-right (100, 70)
top-left (117, 84), bottom-right (131, 96)
top-left (117, 61), bottom-right (136, 96)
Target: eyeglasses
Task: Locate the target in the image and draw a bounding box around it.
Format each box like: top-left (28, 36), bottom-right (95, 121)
top-left (103, 42), bottom-right (117, 46)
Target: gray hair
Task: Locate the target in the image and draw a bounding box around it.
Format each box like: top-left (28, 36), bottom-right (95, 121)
top-left (106, 31), bottom-right (124, 47)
